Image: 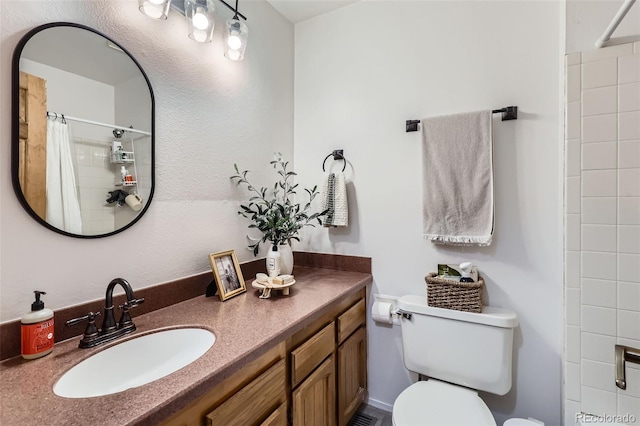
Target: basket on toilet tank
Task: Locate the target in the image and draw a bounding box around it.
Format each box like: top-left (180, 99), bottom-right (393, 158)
top-left (425, 272), bottom-right (484, 313)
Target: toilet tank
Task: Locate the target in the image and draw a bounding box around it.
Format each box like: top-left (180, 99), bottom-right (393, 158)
top-left (397, 295), bottom-right (518, 395)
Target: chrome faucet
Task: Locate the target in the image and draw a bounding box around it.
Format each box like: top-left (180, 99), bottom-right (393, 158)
top-left (66, 278), bottom-right (145, 349)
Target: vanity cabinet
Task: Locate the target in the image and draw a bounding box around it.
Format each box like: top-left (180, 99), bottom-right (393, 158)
top-left (161, 288), bottom-right (367, 426)
top-left (161, 342), bottom-right (287, 426)
top-left (288, 289), bottom-right (367, 426)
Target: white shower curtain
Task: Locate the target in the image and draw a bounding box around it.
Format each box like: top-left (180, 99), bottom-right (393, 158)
top-left (46, 119), bottom-right (83, 233)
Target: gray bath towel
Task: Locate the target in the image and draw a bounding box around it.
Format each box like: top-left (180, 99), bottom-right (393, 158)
top-left (422, 110), bottom-right (494, 246)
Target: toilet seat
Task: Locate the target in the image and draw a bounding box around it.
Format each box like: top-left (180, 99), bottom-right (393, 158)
top-left (392, 380), bottom-right (496, 426)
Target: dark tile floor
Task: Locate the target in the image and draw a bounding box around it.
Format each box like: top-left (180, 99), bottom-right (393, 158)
top-left (350, 404), bottom-right (393, 426)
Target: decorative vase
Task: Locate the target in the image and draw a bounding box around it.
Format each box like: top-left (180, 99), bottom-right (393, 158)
top-left (278, 244), bottom-right (294, 275)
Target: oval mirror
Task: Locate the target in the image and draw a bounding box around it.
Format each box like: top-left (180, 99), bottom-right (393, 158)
top-left (12, 22), bottom-right (154, 238)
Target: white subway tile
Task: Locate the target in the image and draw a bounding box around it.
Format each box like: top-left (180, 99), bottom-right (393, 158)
top-left (583, 87), bottom-right (617, 116)
top-left (582, 197), bottom-right (617, 224)
top-left (618, 395), bottom-right (640, 420)
top-left (619, 140), bottom-right (640, 168)
top-left (581, 359), bottom-right (617, 393)
top-left (567, 52), bottom-right (581, 66)
top-left (619, 169), bottom-right (640, 196)
top-left (582, 142), bottom-right (617, 170)
top-left (582, 170), bottom-right (617, 197)
top-left (566, 361), bottom-right (581, 401)
top-left (619, 53), bottom-right (640, 84)
top-left (618, 226), bottom-right (640, 253)
top-left (583, 58), bottom-right (617, 89)
top-left (567, 139), bottom-right (581, 176)
top-left (582, 332), bottom-right (616, 363)
top-left (582, 114), bottom-right (617, 143)
top-left (619, 198), bottom-right (640, 225)
top-left (567, 288), bottom-right (581, 326)
top-left (582, 251), bottom-right (617, 280)
top-left (582, 225), bottom-right (617, 253)
top-left (582, 305), bottom-right (617, 335)
top-left (582, 278), bottom-right (617, 308)
top-left (566, 325), bottom-right (581, 364)
top-left (618, 281), bottom-right (640, 311)
top-left (567, 214), bottom-right (581, 251)
top-left (581, 386), bottom-right (617, 416)
top-left (623, 367), bottom-right (640, 398)
top-left (583, 43), bottom-right (633, 63)
top-left (567, 177), bottom-right (581, 214)
top-left (619, 253), bottom-right (640, 283)
top-left (567, 64), bottom-right (581, 102)
top-left (619, 82), bottom-right (640, 112)
top-left (565, 399), bottom-right (581, 426)
top-left (620, 111), bottom-right (640, 140)
top-left (619, 310), bottom-right (640, 340)
top-left (567, 102), bottom-right (581, 140)
top-left (566, 250), bottom-right (581, 289)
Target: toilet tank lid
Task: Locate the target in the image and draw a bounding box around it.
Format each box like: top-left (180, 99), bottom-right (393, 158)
top-left (397, 295), bottom-right (518, 328)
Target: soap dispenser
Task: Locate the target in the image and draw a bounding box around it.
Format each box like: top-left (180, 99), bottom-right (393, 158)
top-left (21, 291), bottom-right (55, 359)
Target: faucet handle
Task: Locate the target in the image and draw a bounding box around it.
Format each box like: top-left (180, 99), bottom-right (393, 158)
top-left (118, 298), bottom-right (145, 328)
top-left (120, 298), bottom-right (145, 310)
top-left (66, 311), bottom-right (101, 343)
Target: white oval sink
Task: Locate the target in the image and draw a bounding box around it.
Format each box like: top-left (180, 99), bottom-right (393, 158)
top-left (54, 327), bottom-right (215, 398)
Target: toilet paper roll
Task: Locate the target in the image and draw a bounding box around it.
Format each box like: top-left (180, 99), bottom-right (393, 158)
top-left (372, 301), bottom-right (393, 324)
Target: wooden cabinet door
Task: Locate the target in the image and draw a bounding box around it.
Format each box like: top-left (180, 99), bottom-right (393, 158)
top-left (206, 359), bottom-right (286, 426)
top-left (338, 327), bottom-right (367, 426)
top-left (292, 354), bottom-right (336, 426)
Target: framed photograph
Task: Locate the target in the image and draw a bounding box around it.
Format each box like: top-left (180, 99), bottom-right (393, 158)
top-left (208, 250), bottom-right (246, 301)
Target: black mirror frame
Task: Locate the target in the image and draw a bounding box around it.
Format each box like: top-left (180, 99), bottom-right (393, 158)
top-left (11, 22), bottom-right (155, 238)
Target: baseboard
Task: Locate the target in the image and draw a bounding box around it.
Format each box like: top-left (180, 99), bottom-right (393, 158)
top-left (365, 397), bottom-right (393, 413)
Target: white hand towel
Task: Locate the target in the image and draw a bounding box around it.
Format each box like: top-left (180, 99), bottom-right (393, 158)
top-left (422, 110), bottom-right (494, 246)
top-left (321, 172), bottom-right (348, 227)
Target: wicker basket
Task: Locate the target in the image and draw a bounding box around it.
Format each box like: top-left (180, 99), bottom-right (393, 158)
top-left (425, 272), bottom-right (484, 313)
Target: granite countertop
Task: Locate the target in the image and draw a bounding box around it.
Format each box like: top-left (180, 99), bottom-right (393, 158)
top-left (0, 266), bottom-right (371, 425)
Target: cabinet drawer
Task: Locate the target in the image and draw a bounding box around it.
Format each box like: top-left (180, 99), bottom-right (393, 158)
top-left (337, 299), bottom-right (365, 343)
top-left (291, 322), bottom-right (335, 387)
top-left (206, 359), bottom-right (286, 426)
top-left (260, 402), bottom-right (287, 426)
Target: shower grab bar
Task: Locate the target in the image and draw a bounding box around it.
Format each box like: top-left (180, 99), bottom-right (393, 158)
top-left (405, 106), bottom-right (517, 132)
top-left (595, 0), bottom-right (637, 48)
top-left (46, 111), bottom-right (151, 136)
top-left (615, 344), bottom-right (640, 390)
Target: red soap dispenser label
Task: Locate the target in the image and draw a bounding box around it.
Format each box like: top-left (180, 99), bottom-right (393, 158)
top-left (21, 319), bottom-right (54, 356)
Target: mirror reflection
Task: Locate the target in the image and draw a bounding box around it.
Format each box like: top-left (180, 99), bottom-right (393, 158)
top-left (13, 23), bottom-right (154, 238)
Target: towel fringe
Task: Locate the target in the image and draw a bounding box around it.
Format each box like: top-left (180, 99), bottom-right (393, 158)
top-left (424, 234), bottom-right (492, 247)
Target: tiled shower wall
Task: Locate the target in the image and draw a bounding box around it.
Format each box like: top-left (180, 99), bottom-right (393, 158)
top-left (564, 42), bottom-right (640, 424)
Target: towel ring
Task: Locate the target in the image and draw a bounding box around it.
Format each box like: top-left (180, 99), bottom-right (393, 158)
top-left (322, 150), bottom-right (346, 172)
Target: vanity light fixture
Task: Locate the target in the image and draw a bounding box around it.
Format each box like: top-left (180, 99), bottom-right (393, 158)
top-left (138, 0), bottom-right (172, 20)
top-left (185, 0), bottom-right (216, 43)
top-left (224, 0), bottom-right (248, 61)
top-left (138, 0), bottom-right (248, 59)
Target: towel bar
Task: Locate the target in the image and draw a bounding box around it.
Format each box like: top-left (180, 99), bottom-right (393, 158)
top-left (406, 106), bottom-right (518, 132)
top-left (322, 150), bottom-right (346, 172)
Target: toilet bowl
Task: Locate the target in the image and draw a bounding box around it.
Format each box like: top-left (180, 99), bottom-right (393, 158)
top-left (392, 380), bottom-right (495, 426)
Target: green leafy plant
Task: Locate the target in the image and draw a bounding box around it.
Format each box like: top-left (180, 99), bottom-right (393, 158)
top-left (231, 153), bottom-right (327, 256)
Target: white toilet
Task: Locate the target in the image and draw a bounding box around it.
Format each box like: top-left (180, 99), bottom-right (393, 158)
top-left (392, 295), bottom-right (523, 426)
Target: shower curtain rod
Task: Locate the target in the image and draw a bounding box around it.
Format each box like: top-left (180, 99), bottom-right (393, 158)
top-left (595, 0), bottom-right (637, 48)
top-left (46, 111), bottom-right (152, 136)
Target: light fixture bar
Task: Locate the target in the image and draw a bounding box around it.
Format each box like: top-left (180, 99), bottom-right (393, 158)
top-left (170, 0), bottom-right (246, 20)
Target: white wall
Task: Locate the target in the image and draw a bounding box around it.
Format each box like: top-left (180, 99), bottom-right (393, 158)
top-left (566, 0), bottom-right (640, 54)
top-left (0, 0), bottom-right (294, 321)
top-left (293, 1), bottom-right (564, 424)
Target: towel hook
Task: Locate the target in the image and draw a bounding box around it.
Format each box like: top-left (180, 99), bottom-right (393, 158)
top-left (322, 150), bottom-right (346, 172)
